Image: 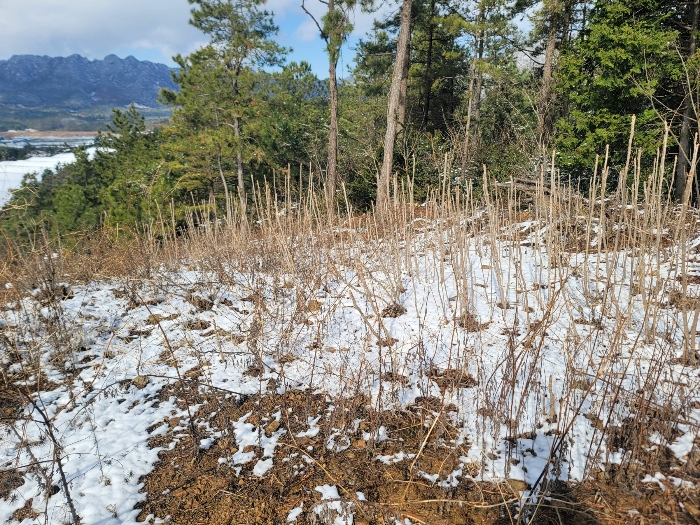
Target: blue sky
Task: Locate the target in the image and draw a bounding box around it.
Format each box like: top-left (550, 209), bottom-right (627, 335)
top-left (0, 0), bottom-right (396, 78)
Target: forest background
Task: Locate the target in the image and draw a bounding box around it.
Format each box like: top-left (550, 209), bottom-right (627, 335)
top-left (2, 0), bottom-right (699, 240)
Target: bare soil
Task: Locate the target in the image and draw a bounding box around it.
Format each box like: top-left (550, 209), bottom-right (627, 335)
top-left (133, 372), bottom-right (613, 525)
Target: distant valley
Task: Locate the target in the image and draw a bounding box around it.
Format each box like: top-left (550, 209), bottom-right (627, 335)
top-left (0, 54), bottom-right (177, 131)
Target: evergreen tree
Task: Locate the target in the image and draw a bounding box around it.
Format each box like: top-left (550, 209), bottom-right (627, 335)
top-left (556, 0), bottom-right (699, 189)
top-left (162, 0), bottom-right (287, 212)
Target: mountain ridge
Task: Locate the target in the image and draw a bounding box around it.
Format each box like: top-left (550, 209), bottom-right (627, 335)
top-left (0, 54), bottom-right (176, 110)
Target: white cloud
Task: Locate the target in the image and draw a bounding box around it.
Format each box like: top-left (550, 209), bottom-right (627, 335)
top-left (0, 0), bottom-right (394, 73)
top-left (0, 0), bottom-right (206, 65)
top-left (294, 18), bottom-right (322, 42)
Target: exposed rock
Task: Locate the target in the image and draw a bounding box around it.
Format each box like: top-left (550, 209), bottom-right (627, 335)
top-left (0, 54), bottom-right (176, 110)
top-left (132, 376), bottom-right (149, 389)
top-left (265, 421), bottom-right (281, 436)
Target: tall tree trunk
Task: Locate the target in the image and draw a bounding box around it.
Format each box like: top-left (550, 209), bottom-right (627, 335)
top-left (398, 37), bottom-right (410, 128)
top-left (378, 0), bottom-right (412, 209)
top-left (537, 10), bottom-right (558, 146)
top-left (326, 0), bottom-right (339, 207)
top-left (231, 72), bottom-right (246, 212)
top-left (561, 0), bottom-right (571, 45)
top-left (234, 116), bottom-right (245, 211)
top-left (421, 0), bottom-right (436, 130)
top-left (675, 0), bottom-right (700, 201)
top-left (459, 61), bottom-right (477, 178)
top-left (460, 3), bottom-right (485, 177)
top-left (217, 145), bottom-right (232, 224)
top-left (328, 53), bottom-right (339, 207)
top-left (471, 29), bottom-right (485, 144)
top-left (559, 2), bottom-right (575, 122)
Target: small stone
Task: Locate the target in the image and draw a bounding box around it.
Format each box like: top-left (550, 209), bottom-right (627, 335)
top-left (307, 300), bottom-right (323, 312)
top-left (352, 439), bottom-right (367, 449)
top-left (243, 445), bottom-right (256, 453)
top-left (132, 376), bottom-right (149, 389)
top-left (265, 421), bottom-right (281, 435)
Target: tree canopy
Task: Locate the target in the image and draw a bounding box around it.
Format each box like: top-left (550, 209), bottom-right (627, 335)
top-left (2, 0), bottom-right (699, 239)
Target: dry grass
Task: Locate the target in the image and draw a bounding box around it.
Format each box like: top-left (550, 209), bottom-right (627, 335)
top-left (2, 134), bottom-right (700, 524)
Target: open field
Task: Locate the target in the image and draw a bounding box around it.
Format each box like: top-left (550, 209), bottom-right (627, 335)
top-left (1, 131), bottom-right (98, 139)
top-left (0, 105), bottom-right (171, 133)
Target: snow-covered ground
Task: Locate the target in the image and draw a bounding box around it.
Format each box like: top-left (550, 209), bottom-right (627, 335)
top-left (0, 148), bottom-right (100, 207)
top-left (0, 153), bottom-right (77, 207)
top-left (0, 214), bottom-right (699, 524)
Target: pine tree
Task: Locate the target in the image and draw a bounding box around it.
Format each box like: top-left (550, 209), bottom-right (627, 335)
top-left (163, 0), bottom-right (287, 212)
top-left (556, 0), bottom-right (694, 186)
top-left (301, 0), bottom-right (358, 207)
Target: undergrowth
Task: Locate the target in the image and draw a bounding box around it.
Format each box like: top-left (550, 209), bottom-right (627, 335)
top-left (1, 138), bottom-right (700, 524)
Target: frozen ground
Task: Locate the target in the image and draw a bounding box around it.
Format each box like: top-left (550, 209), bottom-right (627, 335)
top-left (0, 148), bottom-right (98, 207)
top-left (0, 153), bottom-right (77, 207)
top-left (0, 216), bottom-right (699, 524)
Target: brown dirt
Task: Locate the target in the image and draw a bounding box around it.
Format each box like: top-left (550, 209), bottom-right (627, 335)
top-left (133, 375), bottom-right (605, 525)
top-left (0, 471), bottom-right (24, 501)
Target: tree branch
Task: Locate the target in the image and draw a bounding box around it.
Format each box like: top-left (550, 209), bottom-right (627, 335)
top-left (301, 0), bottom-right (329, 42)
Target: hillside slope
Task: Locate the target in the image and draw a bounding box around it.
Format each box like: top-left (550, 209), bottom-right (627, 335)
top-left (1, 179), bottom-right (699, 523)
top-left (0, 55), bottom-right (175, 131)
top-left (0, 54), bottom-right (176, 110)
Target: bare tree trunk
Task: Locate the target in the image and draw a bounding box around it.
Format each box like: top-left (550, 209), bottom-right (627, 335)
top-left (377, 0), bottom-right (413, 209)
top-left (230, 71), bottom-right (246, 213)
top-left (398, 38), bottom-right (410, 128)
top-left (559, 2), bottom-right (575, 122)
top-left (234, 116), bottom-right (245, 211)
top-left (460, 3), bottom-right (485, 177)
top-left (471, 30), bottom-right (485, 144)
top-left (301, 0), bottom-right (343, 208)
top-left (537, 12), bottom-right (558, 146)
top-left (328, 43), bottom-right (339, 207)
top-left (421, 0), bottom-right (436, 129)
top-left (675, 0), bottom-right (700, 201)
top-left (216, 146), bottom-right (232, 224)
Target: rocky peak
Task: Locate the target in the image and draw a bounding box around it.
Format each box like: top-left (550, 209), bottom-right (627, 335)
top-left (0, 54), bottom-right (177, 110)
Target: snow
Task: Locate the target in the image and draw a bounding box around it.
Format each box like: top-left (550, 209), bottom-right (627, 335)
top-left (296, 415), bottom-right (322, 438)
top-left (668, 425), bottom-right (697, 460)
top-left (0, 153), bottom-right (75, 206)
top-left (377, 451), bottom-right (415, 465)
top-left (287, 503), bottom-right (303, 522)
top-left (313, 485), bottom-right (351, 525)
top-left (0, 148), bottom-right (97, 206)
top-left (0, 214), bottom-right (699, 523)
top-left (315, 484), bottom-right (341, 500)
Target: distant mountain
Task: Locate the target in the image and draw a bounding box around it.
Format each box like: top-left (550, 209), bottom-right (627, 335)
top-left (0, 54), bottom-right (176, 110)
